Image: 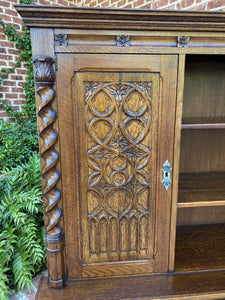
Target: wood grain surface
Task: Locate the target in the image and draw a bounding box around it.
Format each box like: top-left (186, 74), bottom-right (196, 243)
top-left (36, 271), bottom-right (225, 299)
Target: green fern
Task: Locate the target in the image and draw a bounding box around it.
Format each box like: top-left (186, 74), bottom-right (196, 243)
top-left (0, 153), bottom-right (46, 298)
top-left (0, 266), bottom-right (11, 300)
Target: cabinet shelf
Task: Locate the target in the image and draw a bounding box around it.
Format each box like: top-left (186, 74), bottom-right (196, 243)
top-left (178, 173), bottom-right (225, 208)
top-left (175, 224), bottom-right (225, 272)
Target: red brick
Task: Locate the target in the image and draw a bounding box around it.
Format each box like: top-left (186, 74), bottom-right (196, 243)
top-left (0, 34), bottom-right (7, 40)
top-left (19, 94), bottom-right (25, 98)
top-left (18, 82), bottom-right (25, 87)
top-left (13, 17), bottom-right (23, 25)
top-left (0, 54), bottom-right (13, 61)
top-left (133, 0), bottom-right (146, 8)
top-left (0, 60), bottom-right (7, 66)
top-left (101, 0), bottom-right (111, 7)
top-left (58, 0), bottom-right (69, 5)
top-left (153, 0), bottom-right (170, 9)
top-left (1, 100), bottom-right (12, 105)
top-left (0, 48), bottom-right (6, 54)
top-left (116, 0), bottom-right (127, 7)
top-left (0, 1), bottom-right (10, 7)
top-left (5, 93), bottom-right (18, 99)
top-left (89, 1), bottom-right (98, 7)
top-left (0, 112), bottom-right (10, 117)
top-left (207, 0), bottom-right (225, 9)
top-left (17, 69), bottom-right (28, 75)
top-left (0, 87), bottom-right (9, 92)
top-left (177, 0), bottom-right (194, 9)
top-left (11, 75), bottom-right (23, 80)
top-left (8, 62), bottom-right (18, 67)
top-left (13, 100), bottom-right (25, 105)
top-left (0, 15), bottom-right (12, 22)
top-left (0, 41), bottom-right (15, 48)
top-left (2, 80), bottom-right (16, 86)
top-left (5, 8), bottom-right (19, 17)
top-left (12, 87), bottom-right (24, 93)
top-left (39, 0), bottom-right (52, 4)
top-left (7, 49), bottom-right (20, 55)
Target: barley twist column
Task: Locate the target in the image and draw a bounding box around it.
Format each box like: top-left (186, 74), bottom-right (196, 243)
top-left (33, 56), bottom-right (67, 288)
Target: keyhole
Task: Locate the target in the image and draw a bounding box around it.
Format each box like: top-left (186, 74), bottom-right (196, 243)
top-left (165, 172), bottom-right (168, 177)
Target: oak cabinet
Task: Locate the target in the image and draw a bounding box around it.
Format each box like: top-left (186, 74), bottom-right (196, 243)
top-left (16, 5), bottom-right (225, 299)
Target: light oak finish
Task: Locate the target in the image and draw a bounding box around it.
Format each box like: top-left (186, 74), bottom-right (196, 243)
top-left (15, 5), bottom-right (225, 299)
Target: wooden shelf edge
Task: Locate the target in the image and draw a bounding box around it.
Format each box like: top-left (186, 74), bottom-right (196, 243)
top-left (177, 200), bottom-right (225, 208)
top-left (181, 123), bottom-right (225, 130)
top-left (36, 271), bottom-right (225, 300)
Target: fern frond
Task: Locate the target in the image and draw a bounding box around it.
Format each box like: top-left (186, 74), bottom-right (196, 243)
top-left (0, 228), bottom-right (17, 266)
top-left (12, 250), bottom-right (35, 292)
top-left (0, 266), bottom-right (11, 300)
top-left (18, 189), bottom-right (42, 214)
top-left (0, 152), bottom-right (45, 294)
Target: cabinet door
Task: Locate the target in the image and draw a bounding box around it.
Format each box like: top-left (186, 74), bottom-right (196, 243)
top-left (56, 54), bottom-right (178, 279)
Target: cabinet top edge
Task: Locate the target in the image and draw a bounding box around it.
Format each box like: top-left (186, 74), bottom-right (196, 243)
top-left (15, 5), bottom-right (225, 32)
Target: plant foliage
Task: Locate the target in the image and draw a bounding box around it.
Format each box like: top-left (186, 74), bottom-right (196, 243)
top-left (0, 153), bottom-right (46, 299)
top-left (0, 1), bottom-right (46, 299)
top-left (0, 120), bottom-right (38, 169)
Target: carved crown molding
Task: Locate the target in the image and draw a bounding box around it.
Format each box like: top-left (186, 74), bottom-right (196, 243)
top-left (15, 5), bottom-right (225, 32)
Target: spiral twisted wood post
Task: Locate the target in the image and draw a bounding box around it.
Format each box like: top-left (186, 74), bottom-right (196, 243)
top-left (33, 56), bottom-right (67, 288)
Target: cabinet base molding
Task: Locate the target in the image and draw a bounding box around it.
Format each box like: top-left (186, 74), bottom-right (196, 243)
top-left (36, 271), bottom-right (225, 300)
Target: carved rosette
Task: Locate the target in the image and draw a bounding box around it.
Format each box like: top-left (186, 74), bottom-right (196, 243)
top-left (54, 34), bottom-right (68, 46)
top-left (177, 36), bottom-right (190, 47)
top-left (116, 35), bottom-right (130, 47)
top-left (33, 56), bottom-right (66, 288)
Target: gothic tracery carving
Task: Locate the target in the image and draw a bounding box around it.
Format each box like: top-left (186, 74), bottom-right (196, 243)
top-left (84, 80), bottom-right (153, 261)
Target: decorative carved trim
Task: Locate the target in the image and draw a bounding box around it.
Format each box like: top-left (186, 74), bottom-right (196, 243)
top-left (54, 34), bottom-right (68, 46)
top-left (116, 35), bottom-right (130, 47)
top-left (177, 36), bottom-right (190, 47)
top-left (16, 6), bottom-right (225, 32)
top-left (33, 56), bottom-right (67, 288)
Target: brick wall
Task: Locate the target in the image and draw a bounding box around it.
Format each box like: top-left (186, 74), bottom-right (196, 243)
top-left (0, 0), bottom-right (225, 121)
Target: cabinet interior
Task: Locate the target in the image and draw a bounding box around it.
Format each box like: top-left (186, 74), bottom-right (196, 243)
top-left (175, 55), bottom-right (225, 272)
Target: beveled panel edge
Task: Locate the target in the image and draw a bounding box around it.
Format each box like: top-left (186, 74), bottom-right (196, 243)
top-left (15, 5), bottom-right (225, 32)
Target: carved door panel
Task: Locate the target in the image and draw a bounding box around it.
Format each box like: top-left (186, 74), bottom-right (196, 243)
top-left (78, 72), bottom-right (158, 266)
top-left (56, 54), bottom-right (178, 279)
